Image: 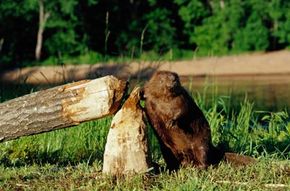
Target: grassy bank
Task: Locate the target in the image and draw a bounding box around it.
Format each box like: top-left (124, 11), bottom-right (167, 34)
top-left (0, 89), bottom-right (289, 189)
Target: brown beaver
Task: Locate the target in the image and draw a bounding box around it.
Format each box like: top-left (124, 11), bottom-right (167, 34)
top-left (143, 71), bottom-right (254, 171)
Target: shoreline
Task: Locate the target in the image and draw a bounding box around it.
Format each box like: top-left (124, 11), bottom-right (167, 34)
top-left (1, 50), bottom-right (290, 85)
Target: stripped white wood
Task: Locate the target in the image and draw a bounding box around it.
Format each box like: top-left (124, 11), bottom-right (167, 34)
top-left (103, 87), bottom-right (151, 175)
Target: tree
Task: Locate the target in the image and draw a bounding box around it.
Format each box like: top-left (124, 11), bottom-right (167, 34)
top-left (1, 0), bottom-right (290, 68)
top-left (142, 7), bottom-right (176, 53)
top-left (35, 0), bottom-right (50, 61)
top-left (191, 0), bottom-right (245, 55)
top-left (234, 13), bottom-right (269, 51)
top-left (233, 0), bottom-right (269, 51)
top-left (276, 11), bottom-right (290, 47)
top-left (0, 76), bottom-right (127, 142)
top-left (43, 0), bottom-right (87, 58)
top-left (0, 0), bottom-right (38, 68)
top-left (174, 0), bottom-right (210, 49)
top-left (268, 0), bottom-right (290, 48)
top-left (114, 1), bottom-right (178, 56)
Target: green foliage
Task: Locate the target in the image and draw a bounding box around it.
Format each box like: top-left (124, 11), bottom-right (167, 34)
top-left (0, 0), bottom-right (38, 67)
top-left (0, 0), bottom-right (37, 17)
top-left (175, 0), bottom-right (209, 32)
top-left (233, 2), bottom-right (269, 51)
top-left (194, 93), bottom-right (290, 158)
top-left (255, 111), bottom-right (290, 155)
top-left (42, 0), bottom-right (88, 57)
top-left (143, 8), bottom-right (176, 53)
top-left (193, 14), bottom-right (230, 55)
top-left (116, 3), bottom-right (177, 56)
top-left (274, 8), bottom-right (290, 46)
top-left (2, 0), bottom-right (290, 68)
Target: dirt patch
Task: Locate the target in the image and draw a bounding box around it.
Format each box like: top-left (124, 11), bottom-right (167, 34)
top-left (1, 50), bottom-right (290, 85)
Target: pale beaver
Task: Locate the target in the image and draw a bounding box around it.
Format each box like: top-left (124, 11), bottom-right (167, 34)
top-left (143, 71), bottom-right (254, 170)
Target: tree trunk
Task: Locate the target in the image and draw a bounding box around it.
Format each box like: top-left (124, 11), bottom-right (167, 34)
top-left (103, 87), bottom-right (152, 175)
top-left (0, 38), bottom-right (4, 53)
top-left (0, 76), bottom-right (127, 142)
top-left (35, 0), bottom-right (50, 61)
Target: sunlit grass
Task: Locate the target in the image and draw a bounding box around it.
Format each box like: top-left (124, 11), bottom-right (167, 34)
top-left (0, 117), bottom-right (111, 166)
top-left (0, 158), bottom-right (289, 190)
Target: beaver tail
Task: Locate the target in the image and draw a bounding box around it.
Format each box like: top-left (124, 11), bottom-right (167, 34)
top-left (208, 144), bottom-right (255, 167)
top-left (224, 152), bottom-right (256, 166)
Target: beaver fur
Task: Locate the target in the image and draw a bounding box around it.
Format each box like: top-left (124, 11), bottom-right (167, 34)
top-left (143, 71), bottom-right (254, 171)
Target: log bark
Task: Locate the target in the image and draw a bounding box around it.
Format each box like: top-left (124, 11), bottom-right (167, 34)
top-left (103, 87), bottom-right (152, 175)
top-left (0, 76), bottom-right (127, 142)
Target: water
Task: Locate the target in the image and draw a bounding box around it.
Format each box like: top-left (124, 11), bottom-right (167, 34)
top-left (1, 74), bottom-right (290, 112)
top-left (181, 74), bottom-right (290, 112)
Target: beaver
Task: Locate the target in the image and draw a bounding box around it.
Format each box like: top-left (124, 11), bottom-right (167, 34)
top-left (143, 71), bottom-right (254, 171)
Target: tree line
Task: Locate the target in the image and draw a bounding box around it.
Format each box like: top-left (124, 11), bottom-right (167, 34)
top-left (1, 0), bottom-right (290, 69)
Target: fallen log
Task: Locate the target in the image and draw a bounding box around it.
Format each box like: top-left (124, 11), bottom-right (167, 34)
top-left (0, 76), bottom-right (127, 142)
top-left (103, 87), bottom-right (152, 175)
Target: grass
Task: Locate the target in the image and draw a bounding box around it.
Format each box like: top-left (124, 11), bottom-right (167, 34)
top-left (0, 158), bottom-right (289, 190)
top-left (0, 118), bottom-right (111, 166)
top-left (35, 48), bottom-right (202, 66)
top-left (0, 86), bottom-right (289, 190)
top-left (33, 47), bottom-right (268, 67)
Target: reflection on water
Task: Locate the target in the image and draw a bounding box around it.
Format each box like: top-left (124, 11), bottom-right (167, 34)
top-left (181, 74), bottom-right (290, 112)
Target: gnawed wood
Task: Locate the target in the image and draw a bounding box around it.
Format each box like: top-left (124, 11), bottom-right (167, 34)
top-left (102, 87), bottom-right (152, 175)
top-left (0, 76), bottom-right (127, 142)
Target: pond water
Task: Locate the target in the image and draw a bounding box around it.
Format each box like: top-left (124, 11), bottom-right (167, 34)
top-left (1, 74), bottom-right (290, 113)
top-left (181, 74), bottom-right (290, 112)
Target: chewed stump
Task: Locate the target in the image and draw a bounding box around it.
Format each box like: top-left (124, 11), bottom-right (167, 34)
top-left (102, 87), bottom-right (151, 175)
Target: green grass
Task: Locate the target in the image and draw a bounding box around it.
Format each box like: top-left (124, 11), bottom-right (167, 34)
top-left (34, 49), bottom-right (207, 66)
top-left (34, 48), bottom-right (268, 67)
top-left (0, 88), bottom-right (289, 190)
top-left (0, 158), bottom-right (289, 190)
top-left (0, 118), bottom-right (111, 166)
